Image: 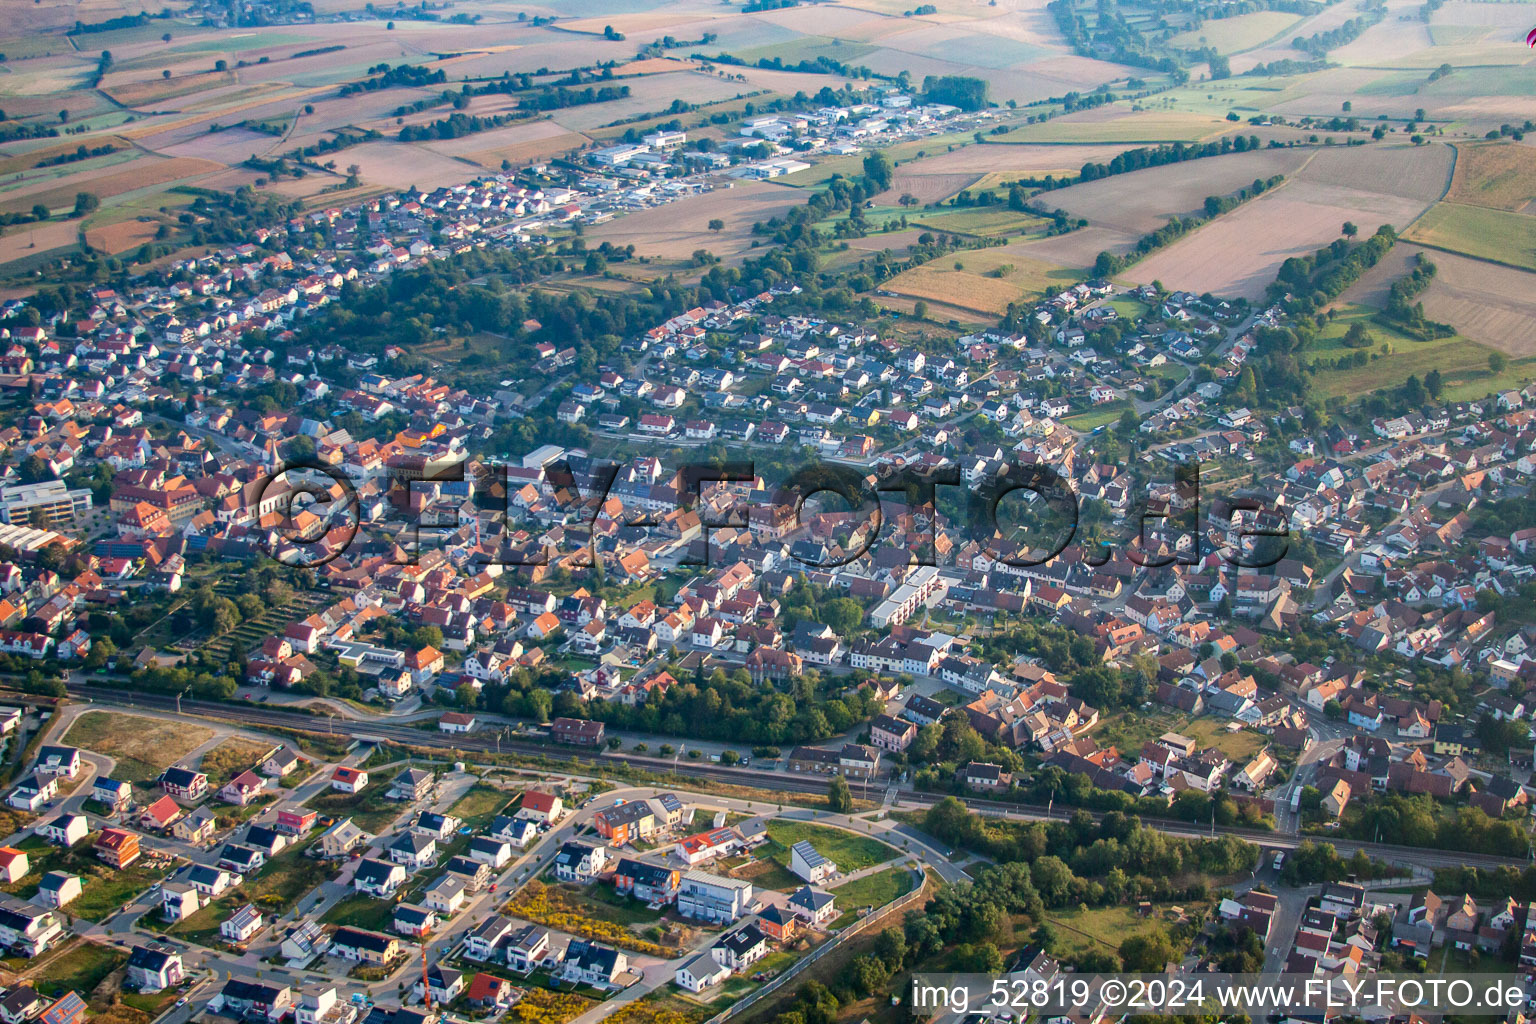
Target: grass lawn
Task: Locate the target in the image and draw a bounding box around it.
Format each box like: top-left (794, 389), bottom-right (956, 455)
top-left (306, 785), bottom-right (409, 833)
top-left (1041, 904), bottom-right (1176, 959)
top-left (763, 821), bottom-right (895, 875)
top-left (322, 892), bottom-right (398, 933)
top-left (171, 837), bottom-right (333, 946)
top-left (1108, 296), bottom-right (1150, 321)
top-left (1148, 361), bottom-right (1191, 387)
top-left (2, 836), bottom-right (165, 922)
top-left (30, 940), bottom-right (127, 999)
top-left (1180, 717), bottom-right (1264, 761)
top-left (733, 855), bottom-right (802, 893)
top-left (1063, 399), bottom-right (1134, 431)
top-left (562, 883), bottom-right (663, 927)
top-left (62, 711), bottom-right (213, 783)
top-left (243, 836), bottom-right (333, 912)
top-left (827, 867), bottom-right (915, 929)
top-left (448, 783), bottom-right (512, 831)
top-left (1405, 201), bottom-right (1536, 271)
top-left (119, 989), bottom-right (178, 1016)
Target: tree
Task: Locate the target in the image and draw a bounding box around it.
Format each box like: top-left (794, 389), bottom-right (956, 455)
top-left (828, 775), bottom-right (854, 813)
top-left (31, 204), bottom-right (49, 221)
top-left (214, 58), bottom-right (227, 71)
top-left (73, 192), bottom-right (99, 216)
top-left (1490, 352), bottom-right (1509, 374)
top-left (862, 150), bottom-right (893, 192)
top-left (874, 928), bottom-right (907, 971)
top-left (162, 69), bottom-right (171, 79)
top-left (819, 597), bottom-right (863, 634)
top-left (162, 32), bottom-right (172, 42)
top-left (1424, 368), bottom-right (1444, 398)
top-left (707, 218), bottom-right (724, 233)
top-left (1119, 927), bottom-right (1177, 971)
top-left (912, 300), bottom-right (928, 319)
top-left (1342, 221), bottom-right (1358, 237)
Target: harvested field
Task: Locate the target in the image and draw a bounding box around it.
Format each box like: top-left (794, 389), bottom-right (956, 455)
top-left (1333, 242), bottom-right (1418, 309)
top-left (1122, 179), bottom-right (1432, 300)
top-left (563, 13), bottom-right (722, 34)
top-left (423, 119), bottom-right (584, 160)
top-left (1445, 140), bottom-right (1536, 212)
top-left (0, 220), bottom-right (79, 263)
top-left (1328, 0), bottom-right (1433, 65)
top-left (884, 248), bottom-right (1080, 314)
top-left (1041, 147), bottom-right (1310, 236)
top-left (870, 22), bottom-right (1051, 69)
top-left (1168, 11), bottom-right (1304, 54)
top-left (992, 109), bottom-right (1236, 144)
top-left (618, 56), bottom-right (706, 75)
top-left (337, 141), bottom-right (480, 191)
top-left (85, 217), bottom-right (162, 254)
top-left (1414, 246), bottom-right (1536, 356)
top-left (873, 143), bottom-right (1139, 205)
top-left (548, 71), bottom-right (753, 132)
top-left (1405, 202), bottom-right (1536, 271)
top-left (460, 131), bottom-right (589, 169)
top-left (104, 69), bottom-right (237, 107)
top-left (854, 47), bottom-right (1129, 105)
top-left (746, 3), bottom-right (909, 41)
top-left (1229, 0), bottom-right (1375, 73)
top-left (0, 156), bottom-right (225, 216)
top-left (157, 125), bottom-right (287, 166)
top-left (1003, 225), bottom-right (1141, 271)
top-left (585, 181), bottom-right (803, 260)
top-left (1296, 142), bottom-right (1454, 203)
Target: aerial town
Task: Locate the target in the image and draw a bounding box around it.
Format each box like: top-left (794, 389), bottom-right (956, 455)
top-left (0, 0), bottom-right (1535, 1023)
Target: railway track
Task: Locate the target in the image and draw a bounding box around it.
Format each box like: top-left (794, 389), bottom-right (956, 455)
top-left (66, 682), bottom-right (1531, 871)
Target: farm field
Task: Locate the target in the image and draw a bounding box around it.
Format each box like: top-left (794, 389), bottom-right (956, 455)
top-left (585, 181), bottom-right (804, 261)
top-left (1040, 147), bottom-right (1310, 236)
top-left (1168, 11), bottom-right (1305, 54)
top-left (1122, 178), bottom-right (1436, 300)
top-left (874, 142), bottom-right (1139, 206)
top-left (991, 109), bottom-right (1237, 144)
top-left (1413, 246), bottom-right (1536, 357)
top-left (1303, 302), bottom-right (1519, 400)
top-left (884, 248), bottom-right (1081, 315)
top-left (0, 156), bottom-right (224, 217)
top-left (62, 711), bottom-right (215, 783)
top-left (1444, 141), bottom-right (1536, 212)
top-left (1405, 201), bottom-right (1536, 270)
top-left (911, 207), bottom-right (1047, 237)
top-left (1004, 224), bottom-right (1141, 272)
